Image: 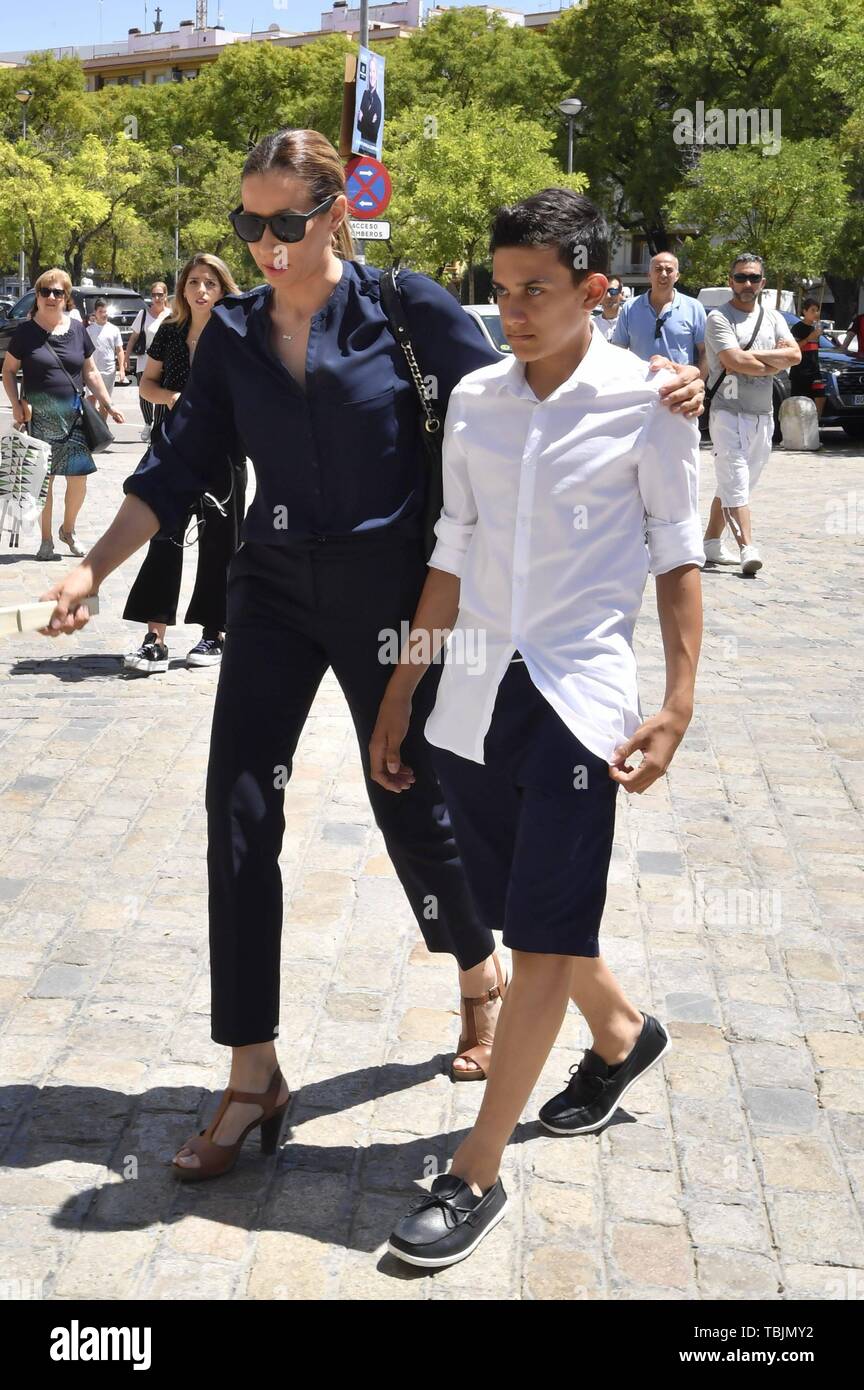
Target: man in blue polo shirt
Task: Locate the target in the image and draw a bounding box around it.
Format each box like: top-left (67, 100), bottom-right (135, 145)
top-left (612, 251), bottom-right (707, 374)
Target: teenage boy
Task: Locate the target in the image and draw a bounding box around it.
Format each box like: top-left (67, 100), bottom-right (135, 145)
top-left (369, 189), bottom-right (705, 1268)
top-left (702, 254), bottom-right (800, 576)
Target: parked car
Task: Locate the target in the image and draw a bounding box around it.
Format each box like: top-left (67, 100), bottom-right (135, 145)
top-left (781, 311), bottom-right (864, 439)
top-left (461, 304), bottom-right (512, 354)
top-left (0, 284), bottom-right (148, 369)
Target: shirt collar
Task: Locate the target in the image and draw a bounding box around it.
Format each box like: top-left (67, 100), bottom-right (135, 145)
top-left (495, 318), bottom-right (619, 400)
top-left (644, 289), bottom-right (678, 320)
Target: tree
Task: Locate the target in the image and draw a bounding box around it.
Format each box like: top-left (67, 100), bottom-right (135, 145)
top-left (548, 0), bottom-right (787, 251)
top-left (365, 101), bottom-right (586, 300)
top-left (383, 7), bottom-right (565, 121)
top-left (667, 141), bottom-right (850, 295)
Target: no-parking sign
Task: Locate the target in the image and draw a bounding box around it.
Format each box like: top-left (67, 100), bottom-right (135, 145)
top-left (345, 155), bottom-right (392, 220)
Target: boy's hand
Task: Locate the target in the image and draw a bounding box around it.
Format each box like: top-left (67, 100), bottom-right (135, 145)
top-left (369, 692), bottom-right (416, 793)
top-left (609, 706), bottom-right (691, 793)
top-left (648, 358), bottom-right (705, 417)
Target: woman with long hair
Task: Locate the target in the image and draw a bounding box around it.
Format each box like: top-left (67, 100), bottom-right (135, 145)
top-left (38, 129), bottom-right (704, 1181)
top-left (122, 253), bottom-right (247, 672)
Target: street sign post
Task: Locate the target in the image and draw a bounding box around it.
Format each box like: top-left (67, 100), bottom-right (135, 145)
top-left (345, 155), bottom-right (392, 220)
top-left (348, 219), bottom-right (391, 241)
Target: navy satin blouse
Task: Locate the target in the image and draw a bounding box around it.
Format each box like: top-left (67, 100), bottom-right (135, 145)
top-left (123, 259), bottom-right (499, 542)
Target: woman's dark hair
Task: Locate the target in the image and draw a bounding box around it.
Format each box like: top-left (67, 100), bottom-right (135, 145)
top-left (489, 189), bottom-right (609, 283)
top-left (241, 129), bottom-right (355, 261)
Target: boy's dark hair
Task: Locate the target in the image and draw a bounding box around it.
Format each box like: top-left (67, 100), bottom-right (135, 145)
top-left (801, 297), bottom-right (820, 312)
top-left (93, 298), bottom-right (107, 310)
top-left (489, 189), bottom-right (609, 283)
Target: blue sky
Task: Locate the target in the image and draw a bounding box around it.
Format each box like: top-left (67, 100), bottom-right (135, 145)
top-left (2, 1), bottom-right (549, 52)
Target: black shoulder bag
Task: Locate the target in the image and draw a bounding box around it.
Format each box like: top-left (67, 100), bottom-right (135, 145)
top-left (705, 304), bottom-right (765, 411)
top-left (378, 267), bottom-right (443, 560)
top-left (43, 337), bottom-right (114, 454)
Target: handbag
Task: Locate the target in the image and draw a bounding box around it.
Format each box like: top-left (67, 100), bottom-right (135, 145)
top-left (705, 305), bottom-right (765, 409)
top-left (42, 338), bottom-right (114, 454)
top-left (378, 267), bottom-right (443, 561)
top-left (130, 310), bottom-right (148, 361)
top-left (0, 420), bottom-right (51, 547)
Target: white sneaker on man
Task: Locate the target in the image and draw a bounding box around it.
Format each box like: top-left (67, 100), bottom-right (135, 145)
top-left (740, 544), bottom-right (763, 575)
top-left (702, 537), bottom-right (739, 566)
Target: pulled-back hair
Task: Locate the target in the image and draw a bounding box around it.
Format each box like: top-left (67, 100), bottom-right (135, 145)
top-left (489, 189), bottom-right (609, 283)
top-left (242, 129), bottom-right (355, 261)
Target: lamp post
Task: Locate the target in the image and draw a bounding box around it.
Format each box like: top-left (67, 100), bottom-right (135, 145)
top-left (171, 144), bottom-right (184, 290)
top-left (558, 96), bottom-right (583, 176)
top-left (15, 88), bottom-right (33, 298)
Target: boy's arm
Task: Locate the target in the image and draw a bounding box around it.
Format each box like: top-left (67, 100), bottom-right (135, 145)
top-left (614, 397), bottom-right (704, 791)
top-left (610, 565), bottom-right (702, 792)
top-left (370, 392), bottom-right (476, 792)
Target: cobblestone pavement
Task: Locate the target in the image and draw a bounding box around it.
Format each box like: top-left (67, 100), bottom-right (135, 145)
top-left (1, 384), bottom-right (863, 1302)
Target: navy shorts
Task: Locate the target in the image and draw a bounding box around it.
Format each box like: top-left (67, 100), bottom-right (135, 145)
top-left (428, 658), bottom-right (619, 957)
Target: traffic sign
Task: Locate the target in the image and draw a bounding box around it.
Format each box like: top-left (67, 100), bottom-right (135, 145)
top-left (348, 219), bottom-right (391, 241)
top-left (345, 155), bottom-right (392, 220)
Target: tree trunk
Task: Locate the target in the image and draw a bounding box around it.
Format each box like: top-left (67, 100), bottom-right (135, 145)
top-left (110, 234), bottom-right (118, 282)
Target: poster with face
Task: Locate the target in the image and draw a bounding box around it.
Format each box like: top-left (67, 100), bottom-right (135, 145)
top-left (352, 46), bottom-right (385, 160)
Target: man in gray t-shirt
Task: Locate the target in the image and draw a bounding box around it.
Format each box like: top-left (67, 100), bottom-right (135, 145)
top-left (702, 255), bottom-right (800, 576)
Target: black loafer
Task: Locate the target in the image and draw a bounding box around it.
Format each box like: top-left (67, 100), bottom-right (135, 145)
top-left (539, 1012), bottom-right (671, 1135)
top-left (387, 1173), bottom-right (508, 1268)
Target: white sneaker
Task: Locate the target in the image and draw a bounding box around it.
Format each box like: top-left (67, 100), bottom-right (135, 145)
top-left (703, 537), bottom-right (739, 566)
top-left (740, 544), bottom-right (763, 575)
top-left (139, 427), bottom-right (151, 442)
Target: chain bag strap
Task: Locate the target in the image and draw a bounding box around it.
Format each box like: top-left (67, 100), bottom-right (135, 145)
top-left (378, 267), bottom-right (443, 560)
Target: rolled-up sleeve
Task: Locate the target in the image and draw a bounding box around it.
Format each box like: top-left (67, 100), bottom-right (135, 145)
top-left (428, 388), bottom-right (477, 577)
top-left (122, 317), bottom-right (240, 537)
top-left (636, 385), bottom-right (705, 576)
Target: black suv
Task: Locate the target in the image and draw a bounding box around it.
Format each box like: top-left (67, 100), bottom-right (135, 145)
top-left (0, 285), bottom-right (148, 367)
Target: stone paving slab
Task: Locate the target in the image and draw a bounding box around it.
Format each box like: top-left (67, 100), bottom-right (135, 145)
top-left (0, 387), bottom-right (863, 1301)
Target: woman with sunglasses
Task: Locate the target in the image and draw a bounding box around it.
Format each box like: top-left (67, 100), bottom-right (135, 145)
top-left (129, 282), bottom-right (171, 443)
top-left (1, 268), bottom-right (124, 562)
top-left (123, 253), bottom-right (246, 673)
top-left (592, 273), bottom-right (625, 339)
top-left (37, 130), bottom-right (705, 1181)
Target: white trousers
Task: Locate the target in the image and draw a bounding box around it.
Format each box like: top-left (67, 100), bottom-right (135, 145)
top-left (709, 409), bottom-right (773, 508)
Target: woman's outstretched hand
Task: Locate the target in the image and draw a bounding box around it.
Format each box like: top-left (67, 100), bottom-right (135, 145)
top-left (37, 565), bottom-right (98, 637)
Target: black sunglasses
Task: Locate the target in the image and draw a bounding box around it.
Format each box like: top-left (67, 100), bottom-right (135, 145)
top-left (228, 195), bottom-right (338, 244)
top-left (733, 273), bottom-right (763, 284)
top-left (606, 286), bottom-right (622, 296)
top-left (38, 287), bottom-right (66, 299)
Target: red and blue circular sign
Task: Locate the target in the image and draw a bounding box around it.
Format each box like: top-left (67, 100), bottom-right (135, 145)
top-left (345, 155), bottom-right (392, 220)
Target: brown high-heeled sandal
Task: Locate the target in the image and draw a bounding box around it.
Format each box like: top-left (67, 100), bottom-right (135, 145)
top-left (171, 1066), bottom-right (290, 1182)
top-left (451, 956), bottom-right (508, 1083)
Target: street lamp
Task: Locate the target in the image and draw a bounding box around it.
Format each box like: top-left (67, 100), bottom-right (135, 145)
top-left (171, 144), bottom-right (184, 290)
top-left (558, 96), bottom-right (583, 176)
top-left (15, 88), bottom-right (33, 299)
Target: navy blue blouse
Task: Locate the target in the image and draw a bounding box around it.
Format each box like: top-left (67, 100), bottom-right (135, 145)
top-left (123, 259), bottom-right (498, 542)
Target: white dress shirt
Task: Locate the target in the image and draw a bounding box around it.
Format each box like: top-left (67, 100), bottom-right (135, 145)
top-left (424, 322), bottom-right (705, 765)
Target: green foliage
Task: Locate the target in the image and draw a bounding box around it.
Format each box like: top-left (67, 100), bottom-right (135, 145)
top-left (668, 140), bottom-right (850, 286)
top-left (2, 6), bottom-right (862, 289)
top-left (363, 101), bottom-right (584, 295)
